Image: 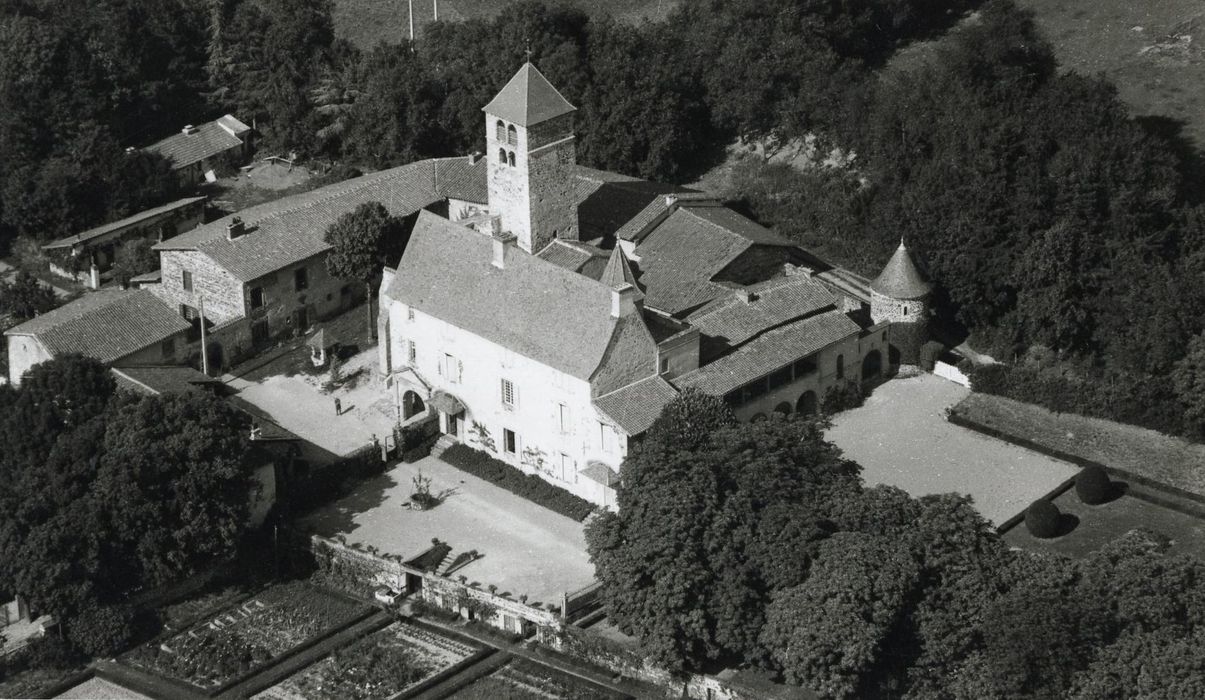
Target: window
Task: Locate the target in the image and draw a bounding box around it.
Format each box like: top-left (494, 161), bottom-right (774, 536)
top-left (836, 354), bottom-right (845, 380)
top-left (498, 147), bottom-right (507, 164)
top-left (506, 124), bottom-right (517, 146)
top-left (903, 305), bottom-right (909, 316)
top-left (407, 306), bottom-right (415, 321)
top-left (503, 428), bottom-right (517, 454)
top-left (294, 267), bottom-right (308, 291)
top-left (407, 340), bottom-right (416, 364)
top-left (507, 151), bottom-right (516, 167)
top-left (495, 120), bottom-right (505, 142)
top-left (659, 356), bottom-right (670, 374)
top-left (161, 338), bottom-right (175, 359)
top-left (501, 378), bottom-right (516, 409)
top-left (442, 353), bottom-right (462, 383)
top-left (249, 286), bottom-right (264, 309)
top-left (560, 453), bottom-right (573, 481)
top-left (599, 421), bottom-right (614, 453)
top-left (181, 269), bottom-right (193, 292)
top-left (792, 357), bottom-right (817, 378)
top-left (558, 403), bottom-right (571, 433)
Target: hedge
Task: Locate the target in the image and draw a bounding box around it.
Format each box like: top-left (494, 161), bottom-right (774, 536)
top-left (440, 444), bottom-right (595, 522)
top-left (395, 415), bottom-right (440, 463)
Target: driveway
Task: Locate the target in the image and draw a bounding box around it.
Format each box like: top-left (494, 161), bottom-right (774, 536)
top-left (827, 373), bottom-right (1078, 525)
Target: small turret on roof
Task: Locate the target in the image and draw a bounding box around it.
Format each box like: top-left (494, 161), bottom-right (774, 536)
top-left (482, 62), bottom-right (577, 127)
top-left (870, 240), bottom-right (932, 300)
top-left (600, 246), bottom-right (642, 300)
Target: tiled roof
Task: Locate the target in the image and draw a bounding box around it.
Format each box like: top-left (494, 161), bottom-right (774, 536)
top-left (4, 289), bottom-right (189, 363)
top-left (594, 375), bottom-right (679, 436)
top-left (386, 212), bottom-right (620, 380)
top-left (687, 275), bottom-right (837, 350)
top-left (129, 269), bottom-right (162, 284)
top-left (572, 168), bottom-right (692, 243)
top-left (144, 116), bottom-right (248, 169)
top-left (600, 246), bottom-right (641, 294)
top-left (591, 314), bottom-right (658, 397)
top-left (434, 156), bottom-right (488, 204)
top-left (482, 62), bottom-right (576, 127)
top-left (673, 310), bottom-right (861, 396)
top-left (154, 158), bottom-right (484, 282)
top-left (111, 366), bottom-right (220, 396)
top-left (815, 266), bottom-right (871, 303)
top-left (870, 242), bottom-right (932, 300)
top-left (42, 197), bottom-right (206, 250)
top-left (537, 240), bottom-right (594, 273)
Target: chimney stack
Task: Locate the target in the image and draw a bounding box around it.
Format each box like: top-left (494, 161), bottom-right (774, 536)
top-left (735, 288), bottom-right (755, 304)
top-left (182, 124), bottom-right (198, 135)
top-left (469, 152), bottom-right (482, 165)
top-left (492, 231), bottom-right (517, 269)
top-left (226, 217), bottom-right (246, 240)
top-left (611, 282), bottom-right (639, 318)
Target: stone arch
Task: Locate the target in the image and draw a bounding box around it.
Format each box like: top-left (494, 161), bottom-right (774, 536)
top-left (507, 151), bottom-right (516, 167)
top-left (797, 390), bottom-right (818, 415)
top-left (495, 120), bottom-right (505, 142)
top-left (862, 349), bottom-right (882, 380)
top-left (507, 124), bottom-right (518, 146)
top-left (402, 390), bottom-right (426, 420)
top-left (774, 401), bottom-right (792, 415)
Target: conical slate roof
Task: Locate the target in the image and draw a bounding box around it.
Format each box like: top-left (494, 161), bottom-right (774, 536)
top-left (482, 62), bottom-right (577, 127)
top-left (870, 241), bottom-right (932, 300)
top-left (601, 246), bottom-right (643, 300)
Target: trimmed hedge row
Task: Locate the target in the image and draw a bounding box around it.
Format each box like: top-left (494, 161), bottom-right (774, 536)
top-left (440, 444), bottom-right (595, 522)
top-left (395, 415), bottom-right (440, 463)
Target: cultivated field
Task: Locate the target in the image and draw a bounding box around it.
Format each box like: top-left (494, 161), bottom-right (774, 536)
top-left (333, 0), bottom-right (680, 49)
top-left (448, 657), bottom-right (623, 699)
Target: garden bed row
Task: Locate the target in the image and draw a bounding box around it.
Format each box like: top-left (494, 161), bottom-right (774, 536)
top-left (949, 392), bottom-right (1205, 504)
top-left (440, 444), bottom-right (595, 521)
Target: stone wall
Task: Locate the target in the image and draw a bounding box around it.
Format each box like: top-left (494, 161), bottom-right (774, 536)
top-left (156, 250), bottom-right (246, 324)
top-left (870, 290), bottom-right (929, 325)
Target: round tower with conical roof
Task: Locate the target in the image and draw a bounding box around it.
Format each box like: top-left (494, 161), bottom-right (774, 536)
top-left (870, 241), bottom-right (932, 364)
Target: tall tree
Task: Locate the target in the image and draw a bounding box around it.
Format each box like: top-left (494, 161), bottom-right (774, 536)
top-left (323, 201), bottom-right (408, 338)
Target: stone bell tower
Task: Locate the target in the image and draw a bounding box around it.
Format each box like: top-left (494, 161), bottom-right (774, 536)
top-left (482, 62), bottom-right (578, 254)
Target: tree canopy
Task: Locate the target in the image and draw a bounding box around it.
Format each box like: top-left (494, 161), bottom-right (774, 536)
top-left (323, 200), bottom-right (409, 337)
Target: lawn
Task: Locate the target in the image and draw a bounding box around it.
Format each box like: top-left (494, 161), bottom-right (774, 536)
top-left (123, 581), bottom-right (369, 691)
top-left (1004, 488), bottom-right (1205, 559)
top-left (826, 374), bottom-right (1078, 525)
top-left (301, 456), bottom-right (596, 604)
top-left (333, 0), bottom-right (680, 49)
top-left (253, 621), bottom-right (480, 700)
top-left (449, 657), bottom-right (623, 699)
top-left (1018, 0), bottom-right (1205, 147)
top-left (951, 392), bottom-right (1205, 499)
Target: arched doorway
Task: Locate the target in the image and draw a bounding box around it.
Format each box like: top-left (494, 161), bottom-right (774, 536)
top-left (888, 344), bottom-right (901, 367)
top-left (774, 401), bottom-right (792, 416)
top-left (797, 390), bottom-right (818, 415)
top-left (402, 390), bottom-right (426, 420)
top-left (862, 349), bottom-right (882, 380)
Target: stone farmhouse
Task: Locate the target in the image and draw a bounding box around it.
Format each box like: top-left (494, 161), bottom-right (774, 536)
top-left (380, 63), bottom-right (931, 508)
top-left (42, 196), bottom-right (206, 290)
top-left (4, 289), bottom-right (192, 385)
top-left (143, 114), bottom-right (252, 186)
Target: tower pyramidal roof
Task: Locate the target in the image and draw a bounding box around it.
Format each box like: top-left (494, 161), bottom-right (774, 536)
top-left (870, 240), bottom-right (932, 300)
top-left (482, 62), bottom-right (577, 127)
top-left (600, 245), bottom-right (642, 297)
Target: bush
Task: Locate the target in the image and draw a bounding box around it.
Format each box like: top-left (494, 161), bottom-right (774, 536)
top-left (440, 444), bottom-right (595, 521)
top-left (396, 415), bottom-right (439, 463)
top-left (822, 380), bottom-right (865, 415)
top-left (1076, 466), bottom-right (1112, 505)
top-left (1024, 500), bottom-right (1062, 539)
top-left (67, 605), bottom-right (135, 657)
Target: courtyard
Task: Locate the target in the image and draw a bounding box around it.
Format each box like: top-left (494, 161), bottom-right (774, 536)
top-left (827, 373), bottom-right (1079, 525)
top-left (301, 456), bottom-right (596, 605)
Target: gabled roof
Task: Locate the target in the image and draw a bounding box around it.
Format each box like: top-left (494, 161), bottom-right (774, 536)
top-left (386, 212), bottom-right (619, 380)
top-left (482, 62), bottom-right (576, 127)
top-left (673, 310), bottom-right (861, 396)
top-left (153, 157), bottom-right (486, 283)
top-left (144, 115), bottom-right (248, 170)
top-left (594, 375), bottom-right (679, 437)
top-left (870, 241), bottom-right (932, 300)
top-left (42, 197), bottom-right (206, 251)
top-left (4, 290), bottom-right (189, 363)
top-left (633, 205), bottom-right (795, 316)
top-left (687, 275), bottom-right (837, 351)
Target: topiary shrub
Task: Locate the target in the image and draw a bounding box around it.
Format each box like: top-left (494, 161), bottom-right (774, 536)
top-left (1024, 500), bottom-right (1062, 538)
top-left (1076, 465), bottom-right (1112, 505)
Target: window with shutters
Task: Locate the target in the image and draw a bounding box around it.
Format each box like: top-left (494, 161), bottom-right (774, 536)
top-left (442, 353), bottom-right (461, 383)
top-left (501, 378), bottom-right (516, 409)
top-left (560, 453), bottom-right (573, 481)
top-left (503, 428), bottom-right (517, 454)
top-left (181, 269), bottom-right (193, 291)
top-left (558, 403), bottom-right (571, 433)
top-left (407, 341), bottom-right (416, 364)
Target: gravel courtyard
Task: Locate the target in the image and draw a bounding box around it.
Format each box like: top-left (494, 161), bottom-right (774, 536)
top-left (302, 456), bottom-right (595, 604)
top-left (827, 373), bottom-right (1079, 525)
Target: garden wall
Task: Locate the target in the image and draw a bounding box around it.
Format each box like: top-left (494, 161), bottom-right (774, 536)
top-left (933, 360), bottom-right (970, 387)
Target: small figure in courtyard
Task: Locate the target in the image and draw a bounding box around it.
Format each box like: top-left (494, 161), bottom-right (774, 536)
top-left (334, 397), bottom-right (342, 415)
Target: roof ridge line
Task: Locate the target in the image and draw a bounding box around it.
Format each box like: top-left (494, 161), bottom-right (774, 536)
top-left (592, 372), bottom-right (663, 400)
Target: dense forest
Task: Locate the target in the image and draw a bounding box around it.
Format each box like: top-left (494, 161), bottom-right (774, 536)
top-left (1, 0), bottom-right (1202, 439)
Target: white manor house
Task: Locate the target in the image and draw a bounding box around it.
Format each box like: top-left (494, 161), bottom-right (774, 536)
top-left (379, 63), bottom-right (931, 508)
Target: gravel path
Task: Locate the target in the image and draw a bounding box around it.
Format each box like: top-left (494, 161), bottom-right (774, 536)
top-left (827, 374), bottom-right (1078, 525)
